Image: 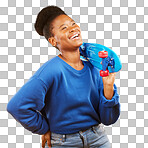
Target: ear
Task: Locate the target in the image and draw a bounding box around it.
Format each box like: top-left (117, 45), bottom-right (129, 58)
top-left (48, 37), bottom-right (57, 47)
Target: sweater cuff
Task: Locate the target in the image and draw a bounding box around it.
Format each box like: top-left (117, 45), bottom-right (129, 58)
top-left (100, 84), bottom-right (119, 108)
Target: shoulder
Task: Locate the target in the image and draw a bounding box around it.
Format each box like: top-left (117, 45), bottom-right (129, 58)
top-left (30, 56), bottom-right (61, 86)
top-left (34, 56), bottom-right (59, 77)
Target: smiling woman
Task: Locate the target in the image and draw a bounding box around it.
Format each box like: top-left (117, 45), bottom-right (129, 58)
top-left (47, 14), bottom-right (83, 53)
top-left (34, 5), bottom-right (84, 69)
top-left (7, 5), bottom-right (120, 148)
top-left (34, 6), bottom-right (82, 52)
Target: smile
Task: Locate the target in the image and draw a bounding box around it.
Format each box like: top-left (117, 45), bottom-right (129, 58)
top-left (69, 33), bottom-right (80, 40)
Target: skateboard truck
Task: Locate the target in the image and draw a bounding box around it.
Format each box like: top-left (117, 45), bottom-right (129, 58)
top-left (99, 51), bottom-right (115, 77)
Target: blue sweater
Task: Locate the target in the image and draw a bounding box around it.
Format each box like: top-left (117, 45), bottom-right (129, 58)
top-left (7, 56), bottom-right (120, 135)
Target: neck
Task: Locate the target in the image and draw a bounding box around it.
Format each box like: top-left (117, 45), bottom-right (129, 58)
top-left (58, 48), bottom-right (83, 67)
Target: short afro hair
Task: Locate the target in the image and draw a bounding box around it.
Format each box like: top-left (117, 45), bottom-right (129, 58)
top-left (34, 5), bottom-right (67, 41)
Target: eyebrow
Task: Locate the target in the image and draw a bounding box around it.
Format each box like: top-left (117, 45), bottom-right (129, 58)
top-left (59, 20), bottom-right (75, 29)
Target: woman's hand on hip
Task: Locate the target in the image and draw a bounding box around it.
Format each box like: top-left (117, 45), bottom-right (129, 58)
top-left (41, 130), bottom-right (51, 148)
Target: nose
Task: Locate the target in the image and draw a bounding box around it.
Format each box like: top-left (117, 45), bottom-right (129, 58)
top-left (69, 26), bottom-right (76, 33)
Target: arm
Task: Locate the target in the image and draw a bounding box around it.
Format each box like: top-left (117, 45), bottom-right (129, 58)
top-left (98, 73), bottom-right (120, 125)
top-left (7, 76), bottom-right (50, 135)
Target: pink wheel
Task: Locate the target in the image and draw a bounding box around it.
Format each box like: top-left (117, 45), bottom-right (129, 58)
top-left (100, 70), bottom-right (109, 77)
top-left (99, 51), bottom-right (108, 58)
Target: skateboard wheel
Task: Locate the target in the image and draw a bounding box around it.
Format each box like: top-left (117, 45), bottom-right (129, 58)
top-left (100, 70), bottom-right (109, 77)
top-left (99, 51), bottom-right (108, 58)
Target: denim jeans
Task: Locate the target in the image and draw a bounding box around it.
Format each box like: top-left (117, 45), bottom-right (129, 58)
top-left (45, 124), bottom-right (111, 148)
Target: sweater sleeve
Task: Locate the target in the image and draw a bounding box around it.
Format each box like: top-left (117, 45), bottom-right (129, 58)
top-left (7, 76), bottom-right (50, 135)
top-left (98, 76), bottom-right (121, 125)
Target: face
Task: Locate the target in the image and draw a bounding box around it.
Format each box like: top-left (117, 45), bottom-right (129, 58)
top-left (48, 14), bottom-right (83, 51)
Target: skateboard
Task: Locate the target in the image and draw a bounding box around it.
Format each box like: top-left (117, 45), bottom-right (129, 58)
top-left (79, 42), bottom-right (122, 77)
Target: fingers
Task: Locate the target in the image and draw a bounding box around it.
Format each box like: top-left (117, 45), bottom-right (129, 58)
top-left (42, 140), bottom-right (51, 148)
top-left (46, 133), bottom-right (51, 148)
top-left (111, 73), bottom-right (116, 81)
top-left (47, 139), bottom-right (51, 148)
top-left (102, 72), bottom-right (116, 86)
top-left (41, 135), bottom-right (47, 148)
top-left (107, 73), bottom-right (116, 82)
top-left (42, 139), bottom-right (46, 148)
top-left (44, 131), bottom-right (51, 148)
top-left (111, 72), bottom-right (116, 76)
top-left (110, 72), bottom-right (116, 77)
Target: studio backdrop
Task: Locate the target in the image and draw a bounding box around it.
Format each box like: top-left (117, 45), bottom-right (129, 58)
top-left (0, 0), bottom-right (148, 148)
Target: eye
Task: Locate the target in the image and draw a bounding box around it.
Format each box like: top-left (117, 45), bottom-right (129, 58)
top-left (72, 22), bottom-right (76, 25)
top-left (62, 26), bottom-right (67, 30)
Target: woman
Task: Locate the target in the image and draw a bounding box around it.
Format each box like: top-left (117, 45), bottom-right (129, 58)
top-left (7, 5), bottom-right (120, 148)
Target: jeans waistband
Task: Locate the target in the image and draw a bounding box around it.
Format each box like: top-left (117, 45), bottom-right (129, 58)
top-left (50, 124), bottom-right (100, 139)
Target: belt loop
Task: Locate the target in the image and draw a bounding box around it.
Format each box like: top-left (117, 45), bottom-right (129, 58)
top-left (62, 134), bottom-right (66, 142)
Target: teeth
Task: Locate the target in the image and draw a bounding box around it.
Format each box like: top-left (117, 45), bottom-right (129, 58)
top-left (71, 34), bottom-right (79, 39)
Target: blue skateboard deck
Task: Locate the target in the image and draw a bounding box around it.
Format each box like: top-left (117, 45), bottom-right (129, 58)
top-left (79, 42), bottom-right (122, 74)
